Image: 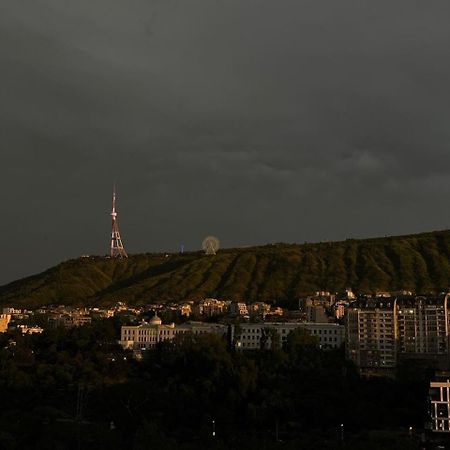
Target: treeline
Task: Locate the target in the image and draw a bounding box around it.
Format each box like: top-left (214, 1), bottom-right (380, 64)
top-left (1, 230), bottom-right (450, 308)
top-left (0, 319), bottom-right (430, 449)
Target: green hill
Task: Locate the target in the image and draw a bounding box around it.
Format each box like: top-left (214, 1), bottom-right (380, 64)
top-left (1, 230), bottom-right (450, 309)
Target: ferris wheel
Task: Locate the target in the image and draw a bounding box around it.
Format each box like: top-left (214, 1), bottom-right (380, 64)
top-left (202, 236), bottom-right (220, 255)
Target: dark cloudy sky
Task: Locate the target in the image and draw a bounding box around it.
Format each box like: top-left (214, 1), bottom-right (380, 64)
top-left (1, 0), bottom-right (450, 284)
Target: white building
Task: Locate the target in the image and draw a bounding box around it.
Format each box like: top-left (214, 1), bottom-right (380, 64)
top-left (232, 322), bottom-right (344, 350)
top-left (429, 376), bottom-right (450, 432)
top-left (119, 315), bottom-right (228, 350)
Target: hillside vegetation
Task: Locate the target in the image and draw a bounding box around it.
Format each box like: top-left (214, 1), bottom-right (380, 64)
top-left (1, 230), bottom-right (450, 308)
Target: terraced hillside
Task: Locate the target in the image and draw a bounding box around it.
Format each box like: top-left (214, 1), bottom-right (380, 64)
top-left (1, 230), bottom-right (450, 308)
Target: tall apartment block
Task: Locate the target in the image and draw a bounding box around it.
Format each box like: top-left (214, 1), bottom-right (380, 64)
top-left (429, 374), bottom-right (450, 433)
top-left (346, 294), bottom-right (450, 375)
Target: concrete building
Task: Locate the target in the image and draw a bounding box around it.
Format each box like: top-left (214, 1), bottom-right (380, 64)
top-left (346, 294), bottom-right (450, 375)
top-left (300, 292), bottom-right (336, 323)
top-left (429, 375), bottom-right (450, 432)
top-left (193, 298), bottom-right (227, 317)
top-left (178, 303), bottom-right (192, 317)
top-left (0, 314), bottom-right (11, 333)
top-left (232, 322), bottom-right (344, 351)
top-left (305, 305), bottom-right (328, 323)
top-left (3, 308), bottom-right (22, 315)
top-left (48, 313), bottom-right (92, 328)
top-left (119, 315), bottom-right (228, 350)
top-left (16, 325), bottom-right (44, 334)
top-left (397, 296), bottom-right (448, 355)
top-left (89, 308), bottom-right (115, 319)
top-left (248, 302), bottom-right (271, 319)
top-left (334, 301), bottom-right (346, 320)
top-left (229, 302), bottom-right (249, 316)
top-left (299, 293), bottom-right (334, 310)
top-left (346, 298), bottom-right (397, 374)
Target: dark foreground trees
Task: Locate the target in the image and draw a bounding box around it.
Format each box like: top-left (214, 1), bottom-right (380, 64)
top-left (0, 321), bottom-right (428, 449)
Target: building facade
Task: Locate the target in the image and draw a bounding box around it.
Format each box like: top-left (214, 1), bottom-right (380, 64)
top-left (0, 314), bottom-right (11, 333)
top-left (346, 295), bottom-right (450, 374)
top-left (119, 315), bottom-right (228, 350)
top-left (193, 299), bottom-right (227, 317)
top-left (232, 322), bottom-right (344, 350)
top-left (429, 375), bottom-right (450, 432)
top-left (346, 298), bottom-right (397, 373)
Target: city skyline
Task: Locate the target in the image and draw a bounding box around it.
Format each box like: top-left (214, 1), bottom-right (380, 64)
top-left (2, 0), bottom-right (450, 285)
top-left (1, 2), bottom-right (449, 448)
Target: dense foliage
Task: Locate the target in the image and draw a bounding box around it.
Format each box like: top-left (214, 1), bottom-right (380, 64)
top-left (0, 320), bottom-right (429, 449)
top-left (1, 230), bottom-right (450, 308)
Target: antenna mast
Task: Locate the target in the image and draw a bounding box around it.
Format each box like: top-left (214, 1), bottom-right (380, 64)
top-left (110, 185), bottom-right (128, 258)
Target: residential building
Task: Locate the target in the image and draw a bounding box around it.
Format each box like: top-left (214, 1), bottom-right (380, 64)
top-left (300, 292), bottom-right (336, 323)
top-left (334, 301), bottom-right (346, 320)
top-left (305, 305), bottom-right (328, 323)
top-left (3, 308), bottom-right (22, 315)
top-left (346, 298), bottom-right (397, 374)
top-left (229, 302), bottom-right (249, 316)
top-left (346, 294), bottom-right (450, 375)
top-left (397, 296), bottom-right (448, 355)
top-left (48, 313), bottom-right (92, 328)
top-left (248, 302), bottom-right (271, 319)
top-left (193, 299), bottom-right (227, 317)
top-left (269, 306), bottom-right (284, 316)
top-left (429, 374), bottom-right (450, 432)
top-left (16, 325), bottom-right (44, 334)
top-left (178, 303), bottom-right (192, 317)
top-left (0, 314), bottom-right (11, 333)
top-left (90, 308), bottom-right (115, 319)
top-left (299, 292), bottom-right (335, 310)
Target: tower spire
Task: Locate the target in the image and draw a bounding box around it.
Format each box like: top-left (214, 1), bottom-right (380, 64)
top-left (110, 185), bottom-right (128, 258)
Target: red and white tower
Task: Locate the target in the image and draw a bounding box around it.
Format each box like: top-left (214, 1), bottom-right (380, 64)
top-left (110, 186), bottom-right (128, 258)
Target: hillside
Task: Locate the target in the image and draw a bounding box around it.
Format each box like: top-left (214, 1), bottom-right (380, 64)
top-left (1, 230), bottom-right (450, 309)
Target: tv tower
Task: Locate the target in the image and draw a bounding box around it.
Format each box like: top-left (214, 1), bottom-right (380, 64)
top-left (110, 186), bottom-right (128, 258)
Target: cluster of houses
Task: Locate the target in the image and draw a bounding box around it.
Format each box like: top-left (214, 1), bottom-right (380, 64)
top-left (0, 303), bottom-right (138, 334)
top-left (3, 290), bottom-right (450, 434)
top-left (154, 298), bottom-right (285, 321)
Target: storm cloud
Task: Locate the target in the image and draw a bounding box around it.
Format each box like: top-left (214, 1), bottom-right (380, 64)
top-left (1, 0), bottom-right (450, 284)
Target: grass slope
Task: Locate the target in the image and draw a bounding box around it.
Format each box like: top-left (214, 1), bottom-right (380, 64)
top-left (1, 230), bottom-right (450, 308)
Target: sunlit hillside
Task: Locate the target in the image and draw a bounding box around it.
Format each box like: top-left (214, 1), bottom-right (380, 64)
top-left (1, 230), bottom-right (449, 308)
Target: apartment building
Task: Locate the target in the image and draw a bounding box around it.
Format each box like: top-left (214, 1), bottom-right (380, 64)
top-left (193, 298), bottom-right (227, 317)
top-left (48, 313), bottom-right (92, 328)
top-left (0, 314), bottom-right (11, 333)
top-left (397, 296), bottom-right (448, 354)
top-left (346, 298), bottom-right (397, 373)
top-left (229, 302), bottom-right (249, 316)
top-left (248, 302), bottom-right (271, 319)
top-left (346, 295), bottom-right (450, 374)
top-left (429, 375), bottom-right (450, 432)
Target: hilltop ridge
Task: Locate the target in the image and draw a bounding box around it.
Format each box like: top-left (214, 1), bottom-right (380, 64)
top-left (1, 229), bottom-right (450, 309)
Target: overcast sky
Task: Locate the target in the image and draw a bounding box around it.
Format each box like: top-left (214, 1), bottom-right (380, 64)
top-left (1, 0), bottom-right (450, 284)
